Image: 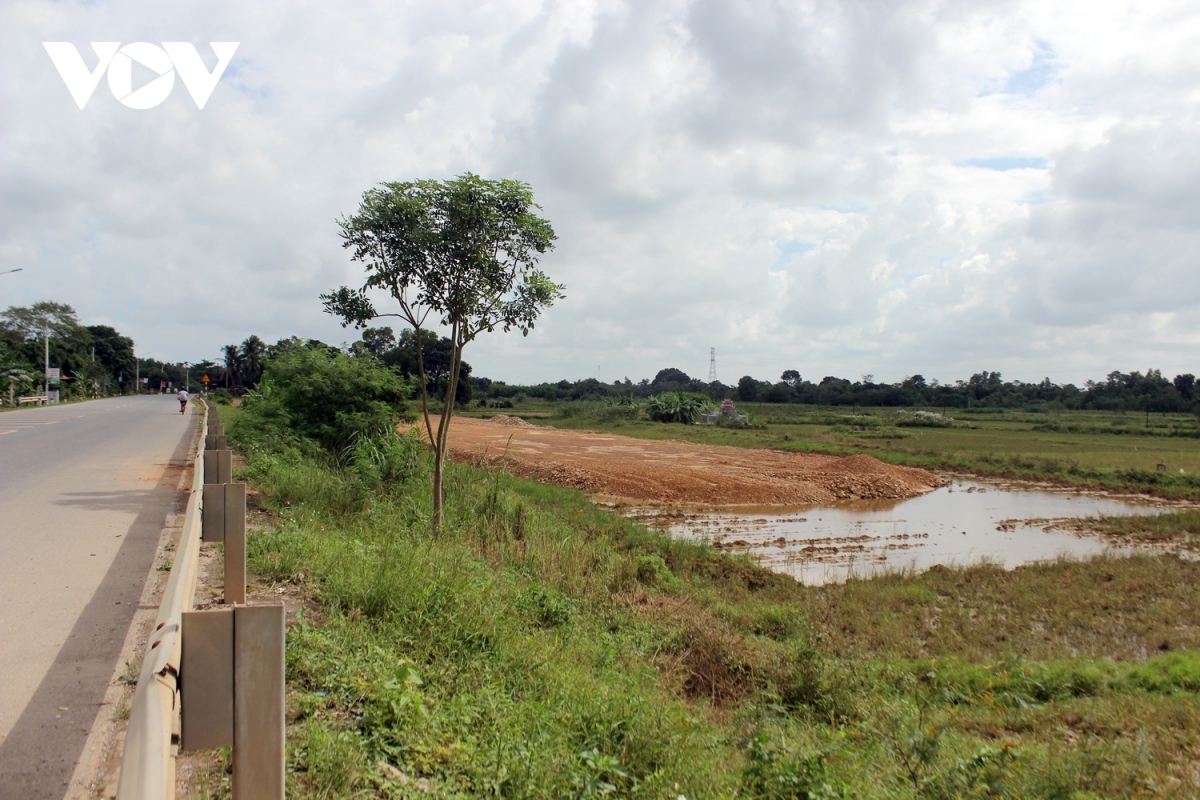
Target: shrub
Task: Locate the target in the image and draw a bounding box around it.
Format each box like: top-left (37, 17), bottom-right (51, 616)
top-left (236, 346), bottom-right (413, 455)
top-left (645, 392), bottom-right (713, 424)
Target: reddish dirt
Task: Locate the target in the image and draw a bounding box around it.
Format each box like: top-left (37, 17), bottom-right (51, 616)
top-left (441, 416), bottom-right (942, 506)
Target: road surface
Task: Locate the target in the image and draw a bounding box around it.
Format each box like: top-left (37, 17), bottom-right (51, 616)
top-left (0, 395), bottom-right (195, 798)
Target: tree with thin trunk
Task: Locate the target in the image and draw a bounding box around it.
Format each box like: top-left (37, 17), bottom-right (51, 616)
top-left (322, 173), bottom-right (561, 529)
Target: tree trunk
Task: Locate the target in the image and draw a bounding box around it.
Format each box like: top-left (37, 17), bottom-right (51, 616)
top-left (432, 448), bottom-right (444, 529)
top-left (431, 325), bottom-right (466, 534)
top-left (412, 326), bottom-right (443, 530)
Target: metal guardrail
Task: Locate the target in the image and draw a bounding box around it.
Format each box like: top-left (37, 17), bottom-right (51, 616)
top-left (115, 401), bottom-right (208, 800)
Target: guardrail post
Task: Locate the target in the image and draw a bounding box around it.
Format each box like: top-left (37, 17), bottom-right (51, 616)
top-left (233, 604), bottom-right (286, 799)
top-left (203, 450), bottom-right (218, 485)
top-left (180, 608), bottom-right (234, 749)
top-left (180, 604), bottom-right (285, 800)
top-left (202, 484), bottom-right (225, 543)
top-left (224, 482), bottom-right (246, 606)
top-left (203, 449), bottom-right (232, 485)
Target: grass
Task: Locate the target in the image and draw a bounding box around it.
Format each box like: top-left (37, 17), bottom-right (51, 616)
top-left (479, 402), bottom-right (1200, 500)
top-left (216, 404), bottom-right (1200, 798)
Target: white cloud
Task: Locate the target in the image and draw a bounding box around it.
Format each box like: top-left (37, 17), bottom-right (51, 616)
top-left (2, 0), bottom-right (1198, 386)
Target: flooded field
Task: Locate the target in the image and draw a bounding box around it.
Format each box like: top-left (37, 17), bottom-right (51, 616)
top-left (629, 480), bottom-right (1170, 584)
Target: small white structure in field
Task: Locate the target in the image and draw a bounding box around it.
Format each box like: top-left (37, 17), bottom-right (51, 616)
top-left (699, 398), bottom-right (749, 425)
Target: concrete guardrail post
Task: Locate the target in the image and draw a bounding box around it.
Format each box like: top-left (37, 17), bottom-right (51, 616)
top-left (200, 480), bottom-right (246, 603)
top-left (179, 608), bottom-right (233, 750)
top-left (223, 483), bottom-right (247, 606)
top-left (203, 449), bottom-right (232, 486)
top-left (201, 483), bottom-right (225, 543)
top-left (180, 604), bottom-right (285, 800)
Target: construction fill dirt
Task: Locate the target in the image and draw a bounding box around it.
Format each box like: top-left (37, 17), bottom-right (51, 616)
top-left (442, 416), bottom-right (942, 506)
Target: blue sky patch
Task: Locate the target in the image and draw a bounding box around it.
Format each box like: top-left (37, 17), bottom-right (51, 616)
top-left (772, 240), bottom-right (814, 271)
top-left (1004, 40), bottom-right (1059, 95)
top-left (961, 156), bottom-right (1049, 171)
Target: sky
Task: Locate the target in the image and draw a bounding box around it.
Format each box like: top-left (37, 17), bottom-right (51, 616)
top-left (2, 0), bottom-right (1199, 387)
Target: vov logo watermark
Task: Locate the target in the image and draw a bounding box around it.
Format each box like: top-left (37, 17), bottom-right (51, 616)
top-left (43, 42), bottom-right (239, 109)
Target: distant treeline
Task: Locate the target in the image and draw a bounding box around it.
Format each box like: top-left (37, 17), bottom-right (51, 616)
top-left (0, 301), bottom-right (192, 398)
top-left (14, 301), bottom-right (1188, 417)
top-left (468, 366), bottom-right (1200, 413)
top-left (1, 301), bottom-right (254, 398)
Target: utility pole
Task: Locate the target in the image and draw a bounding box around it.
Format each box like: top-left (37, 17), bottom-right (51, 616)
top-left (44, 324), bottom-right (49, 399)
top-left (708, 347), bottom-right (717, 382)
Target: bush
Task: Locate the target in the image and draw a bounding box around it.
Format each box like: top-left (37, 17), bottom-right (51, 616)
top-left (235, 346), bottom-right (413, 456)
top-left (346, 428), bottom-right (423, 489)
top-left (645, 392), bottom-right (713, 424)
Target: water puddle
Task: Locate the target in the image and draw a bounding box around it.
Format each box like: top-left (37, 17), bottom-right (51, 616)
top-left (627, 480), bottom-right (1168, 584)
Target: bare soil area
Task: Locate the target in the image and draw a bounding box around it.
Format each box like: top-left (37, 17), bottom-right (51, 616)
top-left (441, 416), bottom-right (942, 506)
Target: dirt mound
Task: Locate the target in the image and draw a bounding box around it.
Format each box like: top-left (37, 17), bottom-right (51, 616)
top-left (444, 417), bottom-right (942, 506)
top-left (805, 454), bottom-right (940, 502)
top-left (488, 414), bottom-right (535, 427)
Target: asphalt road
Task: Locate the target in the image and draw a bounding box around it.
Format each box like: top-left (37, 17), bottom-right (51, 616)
top-left (0, 395), bottom-right (194, 799)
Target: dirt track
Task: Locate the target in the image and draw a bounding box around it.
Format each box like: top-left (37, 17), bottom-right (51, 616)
top-left (442, 416), bottom-right (942, 506)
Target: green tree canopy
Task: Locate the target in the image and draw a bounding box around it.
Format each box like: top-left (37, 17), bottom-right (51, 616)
top-left (0, 301), bottom-right (79, 340)
top-left (240, 335), bottom-right (267, 387)
top-left (355, 326), bottom-right (397, 359)
top-left (651, 368), bottom-right (690, 391)
top-left (86, 324), bottom-right (135, 384)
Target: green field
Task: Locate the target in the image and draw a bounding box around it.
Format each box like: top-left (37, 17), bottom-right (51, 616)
top-left (191, 396), bottom-right (1200, 799)
top-left (464, 402), bottom-right (1200, 500)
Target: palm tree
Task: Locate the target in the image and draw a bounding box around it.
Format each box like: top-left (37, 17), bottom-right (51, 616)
top-left (4, 366), bottom-right (33, 406)
top-left (222, 344), bottom-right (241, 387)
top-left (240, 335), bottom-right (267, 387)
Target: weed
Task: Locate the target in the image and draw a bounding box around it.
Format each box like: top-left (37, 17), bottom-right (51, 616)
top-left (117, 662), bottom-right (139, 685)
top-left (114, 693), bottom-right (131, 722)
top-left (743, 732), bottom-right (850, 799)
top-left (635, 554), bottom-right (679, 589)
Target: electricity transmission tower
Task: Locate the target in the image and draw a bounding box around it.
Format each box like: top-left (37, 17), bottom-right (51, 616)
top-left (708, 347), bottom-right (717, 382)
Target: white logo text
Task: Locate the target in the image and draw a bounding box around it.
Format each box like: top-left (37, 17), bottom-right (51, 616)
top-left (43, 42), bottom-right (239, 109)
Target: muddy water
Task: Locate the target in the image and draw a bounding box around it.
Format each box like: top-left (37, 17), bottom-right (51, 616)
top-left (629, 480), bottom-right (1166, 585)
